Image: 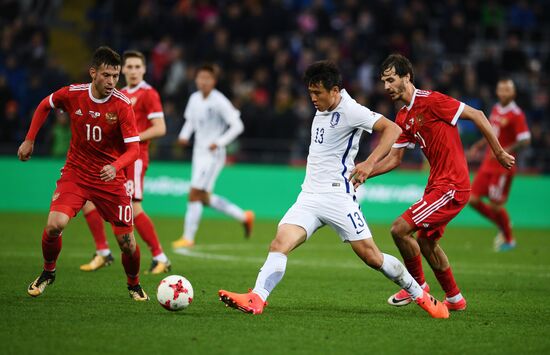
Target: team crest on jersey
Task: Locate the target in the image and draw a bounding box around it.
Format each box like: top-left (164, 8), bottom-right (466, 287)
top-left (88, 110), bottom-right (101, 119)
top-left (330, 112), bottom-right (340, 128)
top-left (130, 97), bottom-right (138, 106)
top-left (105, 112), bottom-right (118, 124)
top-left (416, 114), bottom-right (425, 127)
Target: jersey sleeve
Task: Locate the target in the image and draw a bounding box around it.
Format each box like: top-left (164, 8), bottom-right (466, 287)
top-left (178, 98), bottom-right (194, 140)
top-left (145, 89), bottom-right (164, 120)
top-left (429, 92), bottom-right (465, 126)
top-left (392, 130), bottom-right (416, 149)
top-left (514, 111), bottom-right (531, 142)
top-left (119, 103), bottom-right (140, 143)
top-left (347, 102), bottom-right (382, 133)
top-left (49, 86), bottom-right (71, 111)
top-left (214, 95), bottom-right (244, 147)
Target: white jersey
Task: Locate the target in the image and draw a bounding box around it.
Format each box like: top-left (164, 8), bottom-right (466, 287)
top-left (178, 89), bottom-right (244, 150)
top-left (301, 89), bottom-right (382, 194)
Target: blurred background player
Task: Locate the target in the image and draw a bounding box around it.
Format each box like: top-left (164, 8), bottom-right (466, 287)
top-left (80, 50), bottom-right (171, 274)
top-left (173, 64), bottom-right (254, 249)
top-left (372, 54), bottom-right (515, 311)
top-left (468, 78), bottom-right (530, 252)
top-left (18, 46), bottom-right (148, 301)
top-left (219, 61), bottom-right (449, 319)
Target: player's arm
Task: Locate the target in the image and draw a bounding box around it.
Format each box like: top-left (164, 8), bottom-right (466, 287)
top-left (139, 91), bottom-right (166, 141)
top-left (210, 100), bottom-right (244, 150)
top-left (178, 118), bottom-right (194, 146)
top-left (368, 147), bottom-right (406, 179)
top-left (101, 141), bottom-right (140, 182)
top-left (139, 116), bottom-right (166, 141)
top-left (460, 105), bottom-right (515, 169)
top-left (349, 117), bottom-right (402, 189)
top-left (17, 95), bottom-right (55, 161)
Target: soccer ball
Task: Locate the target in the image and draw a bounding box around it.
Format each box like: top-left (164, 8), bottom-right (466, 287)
top-left (157, 275), bottom-right (194, 311)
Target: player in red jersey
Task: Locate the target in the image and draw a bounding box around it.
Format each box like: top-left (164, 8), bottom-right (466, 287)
top-left (18, 46), bottom-right (149, 301)
top-left (369, 54), bottom-right (515, 311)
top-left (468, 79), bottom-right (530, 251)
top-left (79, 50), bottom-right (171, 274)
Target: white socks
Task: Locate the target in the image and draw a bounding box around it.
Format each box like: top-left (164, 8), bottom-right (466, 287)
top-left (253, 252), bottom-right (288, 301)
top-left (97, 249), bottom-right (111, 257)
top-left (183, 201), bottom-right (203, 242)
top-left (209, 194), bottom-right (245, 222)
top-left (153, 252), bottom-right (168, 263)
top-left (379, 253), bottom-right (423, 300)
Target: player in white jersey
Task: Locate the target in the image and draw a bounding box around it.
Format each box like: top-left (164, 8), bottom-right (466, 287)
top-left (172, 64), bottom-right (255, 249)
top-left (218, 61), bottom-right (449, 318)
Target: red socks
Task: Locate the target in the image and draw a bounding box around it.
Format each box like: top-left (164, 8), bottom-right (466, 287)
top-left (84, 209), bottom-right (109, 251)
top-left (434, 267), bottom-right (460, 298)
top-left (495, 208), bottom-right (513, 243)
top-left (472, 201), bottom-right (514, 243)
top-left (404, 254), bottom-right (426, 286)
top-left (122, 244), bottom-right (141, 286)
top-left (42, 229), bottom-right (62, 272)
top-left (134, 212), bottom-right (163, 257)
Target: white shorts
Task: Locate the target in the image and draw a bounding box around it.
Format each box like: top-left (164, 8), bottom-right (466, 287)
top-left (279, 192), bottom-right (373, 242)
top-left (191, 147), bottom-right (226, 192)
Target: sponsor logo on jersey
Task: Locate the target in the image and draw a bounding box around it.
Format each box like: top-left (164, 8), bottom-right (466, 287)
top-left (130, 97), bottom-right (138, 106)
top-left (422, 223), bottom-right (429, 228)
top-left (105, 112), bottom-right (118, 124)
top-left (52, 192), bottom-right (60, 201)
top-left (330, 112), bottom-right (340, 128)
top-left (75, 109), bottom-right (83, 116)
top-left (406, 117), bottom-right (415, 130)
top-left (88, 110), bottom-right (101, 119)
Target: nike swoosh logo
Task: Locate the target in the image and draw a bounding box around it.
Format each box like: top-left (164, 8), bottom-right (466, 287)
top-left (356, 229), bottom-right (365, 234)
top-left (390, 297), bottom-right (409, 304)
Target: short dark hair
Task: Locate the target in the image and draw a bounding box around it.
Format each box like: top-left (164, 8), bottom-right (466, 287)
top-left (122, 50), bottom-right (146, 66)
top-left (91, 46), bottom-right (121, 69)
top-left (303, 60), bottom-right (342, 91)
top-left (196, 63), bottom-right (218, 78)
top-left (380, 54), bottom-right (414, 82)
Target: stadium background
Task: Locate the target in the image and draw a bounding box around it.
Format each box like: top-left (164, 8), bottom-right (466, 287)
top-left (1, 2), bottom-right (550, 354)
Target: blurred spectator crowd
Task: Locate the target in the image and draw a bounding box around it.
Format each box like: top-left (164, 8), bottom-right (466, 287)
top-left (1, 0), bottom-right (550, 172)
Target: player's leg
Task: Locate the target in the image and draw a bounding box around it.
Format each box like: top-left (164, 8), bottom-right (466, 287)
top-left (173, 188), bottom-right (206, 248)
top-left (387, 216), bottom-right (430, 305)
top-left (418, 234), bottom-right (466, 311)
top-left (208, 194), bottom-right (255, 238)
top-left (349, 238), bottom-right (448, 318)
top-left (80, 201), bottom-right (114, 271)
top-left (487, 174), bottom-right (515, 251)
top-left (219, 223), bottom-right (307, 314)
top-left (132, 200), bottom-right (171, 274)
top-left (219, 193), bottom-right (320, 314)
top-left (92, 187), bottom-right (148, 301)
top-left (469, 171), bottom-right (499, 223)
top-left (29, 175), bottom-right (86, 297)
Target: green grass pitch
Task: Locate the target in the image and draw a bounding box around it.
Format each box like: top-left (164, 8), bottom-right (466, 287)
top-left (1, 212), bottom-right (549, 354)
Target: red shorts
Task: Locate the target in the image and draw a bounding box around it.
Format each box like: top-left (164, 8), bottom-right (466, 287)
top-left (401, 188), bottom-right (469, 240)
top-left (124, 158), bottom-right (148, 201)
top-left (50, 170), bottom-right (133, 234)
top-left (471, 170), bottom-right (513, 203)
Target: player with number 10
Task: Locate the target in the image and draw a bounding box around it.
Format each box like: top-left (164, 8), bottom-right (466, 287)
top-left (17, 46), bottom-right (149, 301)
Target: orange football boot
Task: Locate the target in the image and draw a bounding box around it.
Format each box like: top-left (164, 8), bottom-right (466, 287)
top-left (415, 290), bottom-right (450, 319)
top-left (243, 211), bottom-right (255, 239)
top-left (218, 289), bottom-right (266, 314)
top-left (444, 297), bottom-right (467, 311)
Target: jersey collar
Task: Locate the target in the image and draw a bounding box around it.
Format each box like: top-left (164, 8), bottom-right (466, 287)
top-left (88, 83), bottom-right (113, 104)
top-left (124, 80), bottom-right (147, 94)
top-left (405, 89), bottom-right (418, 111)
top-left (496, 101), bottom-right (518, 114)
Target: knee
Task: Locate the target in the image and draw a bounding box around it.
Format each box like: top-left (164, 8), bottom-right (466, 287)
top-left (469, 195), bottom-right (480, 206)
top-left (45, 221), bottom-right (65, 236)
top-left (269, 237), bottom-right (289, 254)
top-left (489, 202), bottom-right (503, 213)
top-left (390, 221), bottom-right (406, 241)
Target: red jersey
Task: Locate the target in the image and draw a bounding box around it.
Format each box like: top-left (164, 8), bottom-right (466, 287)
top-left (479, 101), bottom-right (530, 173)
top-left (393, 89), bottom-right (470, 191)
top-left (50, 83), bottom-right (139, 186)
top-left (120, 81), bottom-right (163, 163)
